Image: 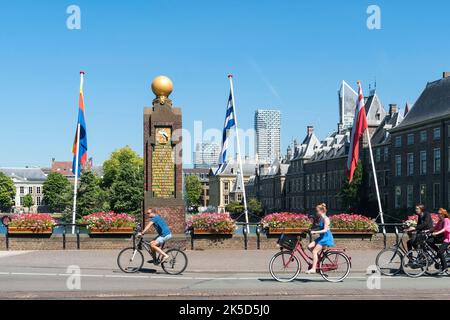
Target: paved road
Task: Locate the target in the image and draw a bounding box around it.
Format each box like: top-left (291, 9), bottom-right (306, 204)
top-left (0, 250), bottom-right (449, 299)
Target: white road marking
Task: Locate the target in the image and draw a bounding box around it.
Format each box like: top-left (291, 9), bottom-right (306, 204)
top-left (0, 271), bottom-right (448, 281)
top-left (0, 251), bottom-right (31, 259)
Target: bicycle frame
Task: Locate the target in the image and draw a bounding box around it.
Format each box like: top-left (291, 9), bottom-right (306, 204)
top-left (282, 239), bottom-right (344, 272)
top-left (134, 236), bottom-right (164, 265)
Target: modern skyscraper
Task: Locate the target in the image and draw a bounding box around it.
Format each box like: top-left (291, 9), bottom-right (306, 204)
top-left (194, 142), bottom-right (220, 169)
top-left (254, 109), bottom-right (281, 164)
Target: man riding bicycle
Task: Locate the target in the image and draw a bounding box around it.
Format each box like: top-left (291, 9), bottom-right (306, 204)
top-left (138, 208), bottom-right (172, 263)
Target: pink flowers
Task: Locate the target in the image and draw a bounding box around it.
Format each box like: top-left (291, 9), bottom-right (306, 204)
top-left (261, 212), bottom-right (379, 233)
top-left (329, 213), bottom-right (379, 233)
top-left (187, 213), bottom-right (236, 233)
top-left (79, 212), bottom-right (136, 231)
top-left (9, 213), bottom-right (56, 231)
top-left (261, 213), bottom-right (312, 229)
top-left (406, 213), bottom-right (440, 228)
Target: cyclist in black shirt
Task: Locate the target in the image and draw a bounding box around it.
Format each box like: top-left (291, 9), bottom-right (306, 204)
top-left (406, 204), bottom-right (434, 251)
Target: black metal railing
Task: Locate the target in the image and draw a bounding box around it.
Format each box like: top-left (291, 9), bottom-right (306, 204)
top-left (4, 223), bottom-right (88, 251)
top-left (377, 223), bottom-right (405, 249)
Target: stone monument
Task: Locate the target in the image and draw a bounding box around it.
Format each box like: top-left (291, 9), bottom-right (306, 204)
top-left (144, 76), bottom-right (185, 233)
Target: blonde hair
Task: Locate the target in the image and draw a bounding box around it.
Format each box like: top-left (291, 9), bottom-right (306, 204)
top-left (316, 203), bottom-right (327, 213)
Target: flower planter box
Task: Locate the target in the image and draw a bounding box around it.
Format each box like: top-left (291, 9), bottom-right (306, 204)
top-left (193, 228), bottom-right (234, 236)
top-left (8, 227), bottom-right (53, 236)
top-left (88, 227), bottom-right (135, 235)
top-left (267, 228), bottom-right (309, 235)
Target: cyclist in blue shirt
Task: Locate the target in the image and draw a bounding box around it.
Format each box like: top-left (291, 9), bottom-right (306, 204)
top-left (139, 208), bottom-right (172, 263)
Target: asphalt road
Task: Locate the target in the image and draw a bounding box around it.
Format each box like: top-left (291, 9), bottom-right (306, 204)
top-left (0, 250), bottom-right (449, 300)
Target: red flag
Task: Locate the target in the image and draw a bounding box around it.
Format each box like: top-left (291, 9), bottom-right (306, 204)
top-left (347, 82), bottom-right (368, 183)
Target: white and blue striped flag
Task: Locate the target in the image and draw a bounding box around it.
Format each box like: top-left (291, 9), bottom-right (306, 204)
top-left (215, 92), bottom-right (236, 175)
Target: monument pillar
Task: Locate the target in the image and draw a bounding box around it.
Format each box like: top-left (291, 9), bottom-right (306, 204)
top-left (144, 76), bottom-right (185, 233)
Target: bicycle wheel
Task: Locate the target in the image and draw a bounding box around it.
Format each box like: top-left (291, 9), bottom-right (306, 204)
top-left (117, 247), bottom-right (144, 273)
top-left (269, 250), bottom-right (301, 283)
top-left (402, 250), bottom-right (428, 278)
top-left (319, 251), bottom-right (351, 283)
top-left (376, 248), bottom-right (403, 276)
top-left (425, 253), bottom-right (442, 276)
top-left (161, 249), bottom-right (188, 275)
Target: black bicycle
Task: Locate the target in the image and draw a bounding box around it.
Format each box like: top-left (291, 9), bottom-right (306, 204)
top-left (401, 231), bottom-right (450, 278)
top-left (117, 226), bottom-right (188, 275)
top-left (375, 224), bottom-right (409, 276)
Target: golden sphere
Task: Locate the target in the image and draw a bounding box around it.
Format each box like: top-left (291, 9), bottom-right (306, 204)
top-left (151, 75), bottom-right (173, 98)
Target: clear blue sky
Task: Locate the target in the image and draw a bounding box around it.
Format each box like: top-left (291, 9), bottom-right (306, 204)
top-left (1, 0), bottom-right (450, 167)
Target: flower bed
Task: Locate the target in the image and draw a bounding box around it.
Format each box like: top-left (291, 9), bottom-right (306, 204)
top-left (404, 213), bottom-right (440, 228)
top-left (261, 212), bottom-right (378, 235)
top-left (329, 214), bottom-right (379, 234)
top-left (79, 212), bottom-right (136, 234)
top-left (262, 213), bottom-right (312, 234)
top-left (8, 213), bottom-right (56, 234)
top-left (187, 213), bottom-right (236, 235)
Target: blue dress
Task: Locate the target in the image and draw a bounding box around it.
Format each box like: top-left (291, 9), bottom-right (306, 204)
top-left (315, 218), bottom-right (335, 247)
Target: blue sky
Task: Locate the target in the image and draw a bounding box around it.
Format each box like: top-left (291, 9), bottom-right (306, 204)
top-left (1, 0), bottom-right (450, 167)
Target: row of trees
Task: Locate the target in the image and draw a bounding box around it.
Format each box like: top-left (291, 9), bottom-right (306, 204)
top-left (44, 146), bottom-right (144, 220)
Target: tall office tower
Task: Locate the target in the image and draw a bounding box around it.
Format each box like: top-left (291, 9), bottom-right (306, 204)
top-left (194, 142), bottom-right (220, 169)
top-left (254, 109), bottom-right (281, 164)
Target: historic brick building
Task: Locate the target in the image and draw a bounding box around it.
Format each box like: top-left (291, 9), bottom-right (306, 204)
top-left (183, 168), bottom-right (211, 207)
top-left (388, 73), bottom-right (450, 211)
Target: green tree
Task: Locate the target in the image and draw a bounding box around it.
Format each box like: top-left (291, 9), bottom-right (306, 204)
top-left (43, 172), bottom-right (72, 213)
top-left (339, 161), bottom-right (364, 212)
top-left (248, 198), bottom-right (263, 216)
top-left (102, 146), bottom-right (143, 189)
top-left (184, 175), bottom-right (202, 209)
top-left (0, 172), bottom-right (15, 212)
top-left (23, 194), bottom-right (34, 212)
top-left (77, 170), bottom-right (108, 216)
top-left (226, 201), bottom-right (245, 214)
top-left (109, 161), bottom-right (143, 217)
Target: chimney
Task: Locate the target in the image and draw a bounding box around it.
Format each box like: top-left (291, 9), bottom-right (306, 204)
top-left (443, 72), bottom-right (450, 79)
top-left (307, 126), bottom-right (314, 136)
top-left (389, 104), bottom-right (398, 115)
top-left (337, 123), bottom-right (343, 134)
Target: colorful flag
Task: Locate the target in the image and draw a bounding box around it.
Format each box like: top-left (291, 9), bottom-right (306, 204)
top-left (215, 92), bottom-right (236, 175)
top-left (347, 81), bottom-right (368, 183)
top-left (72, 72), bottom-right (88, 176)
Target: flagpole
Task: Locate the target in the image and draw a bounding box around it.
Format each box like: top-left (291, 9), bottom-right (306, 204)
top-left (72, 123), bottom-right (81, 234)
top-left (228, 75), bottom-right (250, 234)
top-left (365, 129), bottom-right (386, 231)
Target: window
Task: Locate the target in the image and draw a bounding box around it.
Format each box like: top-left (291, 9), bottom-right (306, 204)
top-left (237, 194), bottom-right (242, 202)
top-left (36, 197), bottom-right (41, 206)
top-left (407, 134), bottom-right (414, 145)
top-left (20, 187), bottom-right (24, 194)
top-left (375, 148), bottom-right (381, 162)
top-left (311, 174), bottom-right (315, 190)
top-left (433, 183), bottom-right (441, 209)
top-left (224, 182), bottom-right (229, 191)
top-left (384, 147), bottom-right (389, 161)
top-left (36, 186), bottom-right (41, 194)
top-left (420, 130), bottom-right (427, 143)
top-left (407, 153), bottom-right (414, 176)
top-left (420, 185), bottom-right (427, 205)
top-left (433, 128), bottom-right (441, 140)
top-left (29, 187), bottom-right (33, 194)
top-left (20, 197), bottom-right (24, 206)
top-left (420, 151), bottom-right (427, 175)
top-left (395, 155), bottom-right (402, 176)
top-left (407, 185), bottom-right (414, 208)
top-left (434, 148), bottom-right (441, 173)
top-left (224, 195), bottom-right (229, 205)
top-left (395, 186), bottom-right (402, 209)
top-left (306, 175), bottom-right (310, 191)
top-left (395, 136), bottom-right (402, 148)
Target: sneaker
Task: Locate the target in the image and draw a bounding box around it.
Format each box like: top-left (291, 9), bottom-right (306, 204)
top-left (161, 255), bottom-right (171, 264)
top-left (305, 269), bottom-right (316, 275)
top-left (438, 269), bottom-right (449, 276)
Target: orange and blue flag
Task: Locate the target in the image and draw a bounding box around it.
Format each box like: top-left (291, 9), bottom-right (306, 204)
top-left (72, 72), bottom-right (88, 176)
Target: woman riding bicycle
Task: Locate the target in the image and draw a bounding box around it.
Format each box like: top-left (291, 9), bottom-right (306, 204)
top-left (430, 208), bottom-right (450, 275)
top-left (306, 203), bottom-right (335, 274)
